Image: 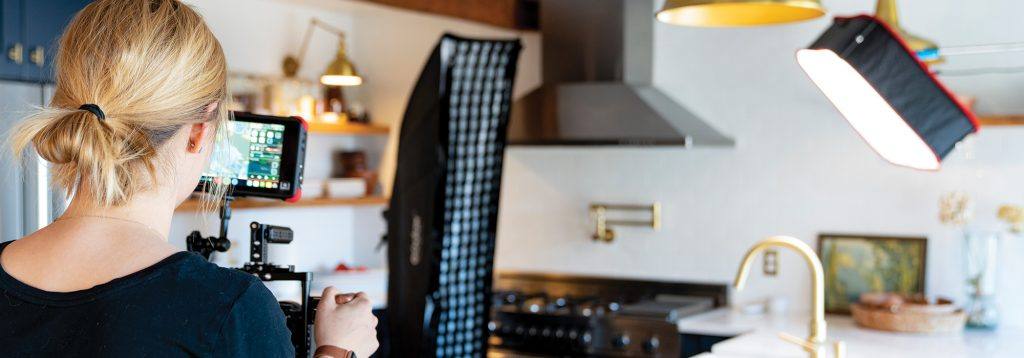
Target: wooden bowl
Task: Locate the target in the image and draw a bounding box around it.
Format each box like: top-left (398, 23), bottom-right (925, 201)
top-left (900, 300), bottom-right (959, 315)
top-left (851, 303), bottom-right (966, 333)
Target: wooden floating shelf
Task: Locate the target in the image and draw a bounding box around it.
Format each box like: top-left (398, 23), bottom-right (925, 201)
top-left (352, 0), bottom-right (539, 30)
top-left (307, 121), bottom-right (390, 135)
top-left (978, 115), bottom-right (1024, 126)
top-left (176, 196), bottom-right (389, 212)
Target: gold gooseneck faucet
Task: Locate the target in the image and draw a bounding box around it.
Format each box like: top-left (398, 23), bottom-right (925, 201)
top-left (733, 236), bottom-right (844, 358)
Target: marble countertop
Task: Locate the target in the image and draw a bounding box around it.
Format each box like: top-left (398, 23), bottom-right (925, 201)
top-left (678, 308), bottom-right (1024, 358)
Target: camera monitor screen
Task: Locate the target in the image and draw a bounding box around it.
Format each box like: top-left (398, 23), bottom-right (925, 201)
top-left (197, 112), bottom-right (306, 201)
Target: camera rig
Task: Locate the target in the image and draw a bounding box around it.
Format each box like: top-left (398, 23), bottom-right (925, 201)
top-left (186, 195), bottom-right (319, 357)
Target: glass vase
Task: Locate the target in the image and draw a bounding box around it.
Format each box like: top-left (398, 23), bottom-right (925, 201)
top-left (962, 229), bottom-right (1000, 329)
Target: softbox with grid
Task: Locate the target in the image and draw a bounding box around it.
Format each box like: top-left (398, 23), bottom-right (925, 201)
top-left (385, 34), bottom-right (521, 357)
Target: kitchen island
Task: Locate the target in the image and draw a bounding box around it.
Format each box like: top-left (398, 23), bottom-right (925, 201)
top-left (679, 308), bottom-right (1023, 357)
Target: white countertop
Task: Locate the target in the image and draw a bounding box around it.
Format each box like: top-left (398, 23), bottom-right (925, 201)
top-left (312, 269), bottom-right (388, 309)
top-left (678, 308), bottom-right (1024, 358)
top-left (267, 269), bottom-right (388, 309)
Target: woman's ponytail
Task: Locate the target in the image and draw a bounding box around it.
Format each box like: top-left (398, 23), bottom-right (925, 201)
top-left (8, 0), bottom-right (227, 207)
top-left (12, 104), bottom-right (158, 206)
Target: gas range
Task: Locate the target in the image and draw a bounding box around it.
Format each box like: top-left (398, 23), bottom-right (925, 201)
top-left (488, 272), bottom-right (727, 357)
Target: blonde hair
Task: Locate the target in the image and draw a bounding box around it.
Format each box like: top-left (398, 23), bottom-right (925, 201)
top-left (10, 0), bottom-right (228, 207)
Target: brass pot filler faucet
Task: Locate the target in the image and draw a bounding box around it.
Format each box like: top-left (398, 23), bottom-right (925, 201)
top-left (589, 203), bottom-right (661, 243)
top-left (734, 236), bottom-right (846, 358)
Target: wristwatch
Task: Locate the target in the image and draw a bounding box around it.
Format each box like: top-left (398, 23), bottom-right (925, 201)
top-left (313, 345), bottom-right (355, 358)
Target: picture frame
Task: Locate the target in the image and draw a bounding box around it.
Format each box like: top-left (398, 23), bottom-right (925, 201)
top-left (817, 233), bottom-right (927, 314)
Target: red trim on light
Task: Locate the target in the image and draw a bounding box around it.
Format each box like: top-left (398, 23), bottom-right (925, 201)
top-left (286, 188), bottom-right (302, 203)
top-left (291, 115), bottom-right (309, 131)
top-left (835, 15), bottom-right (980, 133)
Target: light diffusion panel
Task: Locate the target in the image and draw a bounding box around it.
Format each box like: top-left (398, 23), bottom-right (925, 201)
top-left (435, 37), bottom-right (521, 357)
top-left (385, 34), bottom-right (522, 358)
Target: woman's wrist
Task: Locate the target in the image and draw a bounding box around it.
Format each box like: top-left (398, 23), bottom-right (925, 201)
top-left (314, 345), bottom-right (355, 358)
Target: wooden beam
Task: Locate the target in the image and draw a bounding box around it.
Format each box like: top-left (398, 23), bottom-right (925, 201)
top-left (353, 0), bottom-right (538, 30)
top-left (979, 114), bottom-right (1024, 126)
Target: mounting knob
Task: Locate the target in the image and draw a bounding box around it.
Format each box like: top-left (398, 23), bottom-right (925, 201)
top-left (185, 231), bottom-right (231, 260)
top-left (579, 331), bottom-right (593, 347)
top-left (612, 334), bottom-right (631, 349)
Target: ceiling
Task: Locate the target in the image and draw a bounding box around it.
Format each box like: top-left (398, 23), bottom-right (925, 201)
top-left (340, 0), bottom-right (1024, 116)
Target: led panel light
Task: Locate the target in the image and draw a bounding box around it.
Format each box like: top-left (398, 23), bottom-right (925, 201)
top-left (797, 16), bottom-right (978, 170)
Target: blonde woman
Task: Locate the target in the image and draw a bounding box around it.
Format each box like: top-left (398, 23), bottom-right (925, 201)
top-left (0, 1), bottom-right (377, 357)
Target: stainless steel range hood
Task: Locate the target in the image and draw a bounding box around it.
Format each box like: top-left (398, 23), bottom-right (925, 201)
top-left (508, 0), bottom-right (733, 147)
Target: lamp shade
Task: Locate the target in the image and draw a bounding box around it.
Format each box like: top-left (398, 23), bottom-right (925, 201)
top-left (321, 41), bottom-right (362, 86)
top-left (797, 16), bottom-right (978, 170)
top-left (656, 0), bottom-right (825, 27)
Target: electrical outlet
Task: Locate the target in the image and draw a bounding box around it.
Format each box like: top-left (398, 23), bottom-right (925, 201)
top-left (763, 249), bottom-right (778, 276)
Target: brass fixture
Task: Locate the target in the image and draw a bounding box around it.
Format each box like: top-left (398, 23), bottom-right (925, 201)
top-left (7, 43), bottom-right (23, 64)
top-left (734, 236), bottom-right (845, 358)
top-left (999, 205), bottom-right (1024, 233)
top-left (656, 0), bottom-right (826, 27)
top-left (29, 46), bottom-right (44, 67)
top-left (875, 0), bottom-right (941, 64)
top-left (589, 203), bottom-right (661, 243)
top-left (282, 18), bottom-right (363, 86)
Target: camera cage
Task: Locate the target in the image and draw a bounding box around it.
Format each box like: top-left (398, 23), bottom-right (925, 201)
top-left (185, 200), bottom-right (318, 357)
top-left (185, 113), bottom-right (317, 356)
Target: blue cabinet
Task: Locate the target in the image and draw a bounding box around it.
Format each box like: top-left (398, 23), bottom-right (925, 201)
top-left (0, 0), bottom-right (89, 83)
top-left (0, 0), bottom-right (23, 79)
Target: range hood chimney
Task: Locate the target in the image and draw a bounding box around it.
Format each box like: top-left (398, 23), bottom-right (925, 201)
top-left (508, 0), bottom-right (733, 146)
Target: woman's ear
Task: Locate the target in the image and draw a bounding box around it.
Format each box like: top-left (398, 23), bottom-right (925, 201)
top-left (186, 102), bottom-right (220, 154)
top-left (186, 122), bottom-right (210, 154)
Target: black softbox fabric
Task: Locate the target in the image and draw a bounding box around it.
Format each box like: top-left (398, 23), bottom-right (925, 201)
top-left (807, 15), bottom-right (978, 160)
top-left (385, 34), bottom-right (521, 358)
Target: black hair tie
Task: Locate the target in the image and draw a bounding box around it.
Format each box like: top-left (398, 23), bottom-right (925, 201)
top-left (78, 103), bottom-right (106, 121)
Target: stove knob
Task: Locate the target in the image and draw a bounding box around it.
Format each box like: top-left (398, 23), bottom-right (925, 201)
top-left (643, 337), bottom-right (660, 353)
top-left (612, 334), bottom-right (631, 349)
top-left (579, 331), bottom-right (593, 347)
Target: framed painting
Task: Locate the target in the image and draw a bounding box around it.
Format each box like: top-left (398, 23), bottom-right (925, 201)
top-left (818, 233), bottom-right (927, 314)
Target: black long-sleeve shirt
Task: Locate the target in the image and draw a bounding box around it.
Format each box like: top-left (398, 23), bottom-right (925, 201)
top-left (0, 240), bottom-right (294, 357)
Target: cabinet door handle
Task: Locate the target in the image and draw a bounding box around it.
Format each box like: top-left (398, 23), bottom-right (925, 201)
top-left (8, 43), bottom-right (23, 64)
top-left (29, 46), bottom-right (44, 67)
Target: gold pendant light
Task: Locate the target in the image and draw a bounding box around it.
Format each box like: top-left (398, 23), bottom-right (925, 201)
top-left (874, 0), bottom-right (942, 64)
top-left (656, 0), bottom-right (826, 27)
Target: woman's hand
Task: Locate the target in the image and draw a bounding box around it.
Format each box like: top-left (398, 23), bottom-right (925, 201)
top-left (315, 287), bottom-right (379, 357)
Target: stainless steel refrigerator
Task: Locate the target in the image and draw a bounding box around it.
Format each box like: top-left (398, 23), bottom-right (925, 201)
top-left (0, 81), bottom-right (62, 243)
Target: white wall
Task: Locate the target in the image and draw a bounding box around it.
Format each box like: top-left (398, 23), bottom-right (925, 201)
top-left (171, 0), bottom-right (541, 270)
top-left (179, 0), bottom-right (1024, 328)
top-left (495, 0), bottom-right (1024, 328)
